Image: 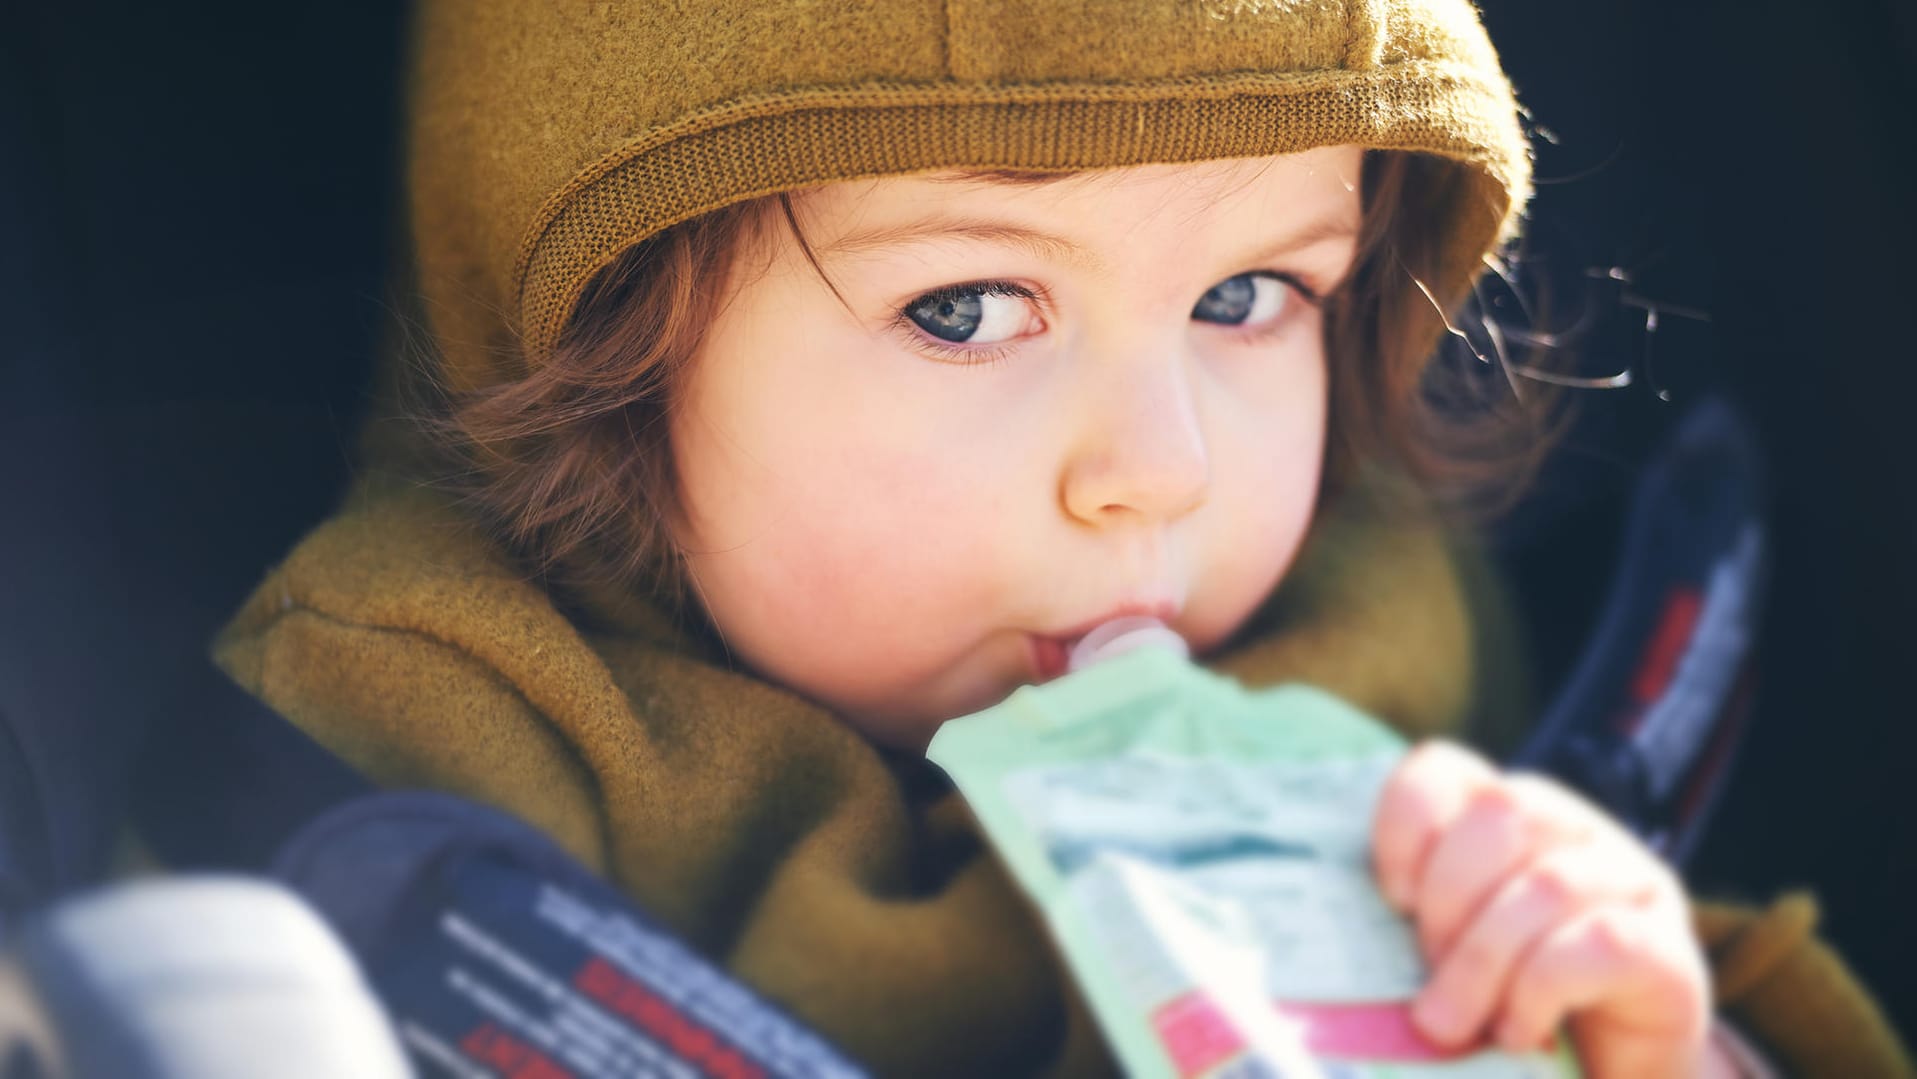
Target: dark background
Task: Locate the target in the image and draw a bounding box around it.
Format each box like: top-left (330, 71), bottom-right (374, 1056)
top-left (1490, 0), bottom-right (1917, 1035)
top-left (3, 0), bottom-right (1913, 1039)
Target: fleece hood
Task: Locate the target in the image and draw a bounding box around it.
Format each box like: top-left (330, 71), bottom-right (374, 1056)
top-left (405, 0), bottom-right (1532, 393)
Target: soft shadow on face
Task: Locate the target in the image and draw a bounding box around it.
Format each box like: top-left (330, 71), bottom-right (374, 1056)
top-left (669, 146), bottom-right (1365, 751)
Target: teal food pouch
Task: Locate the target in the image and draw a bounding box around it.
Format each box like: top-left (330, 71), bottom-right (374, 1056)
top-left (926, 622), bottom-right (1578, 1079)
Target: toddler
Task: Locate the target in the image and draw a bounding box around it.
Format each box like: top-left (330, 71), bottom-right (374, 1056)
top-left (215, 0), bottom-right (1909, 1074)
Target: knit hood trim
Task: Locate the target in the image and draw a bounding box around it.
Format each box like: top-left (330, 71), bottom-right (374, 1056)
top-left (513, 62), bottom-right (1524, 361)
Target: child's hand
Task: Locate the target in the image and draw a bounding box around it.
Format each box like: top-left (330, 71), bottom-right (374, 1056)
top-left (1371, 741), bottom-right (1722, 1078)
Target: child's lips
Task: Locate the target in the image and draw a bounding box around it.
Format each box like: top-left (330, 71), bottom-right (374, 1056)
top-left (1030, 635), bottom-right (1072, 681)
top-left (1030, 603), bottom-right (1179, 681)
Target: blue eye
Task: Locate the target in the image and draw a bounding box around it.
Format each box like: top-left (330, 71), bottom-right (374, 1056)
top-left (1193, 272), bottom-right (1289, 327)
top-left (903, 283), bottom-right (1033, 345)
top-left (907, 290), bottom-right (983, 342)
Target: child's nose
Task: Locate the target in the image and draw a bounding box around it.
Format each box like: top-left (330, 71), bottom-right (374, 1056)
top-left (1059, 353), bottom-right (1210, 527)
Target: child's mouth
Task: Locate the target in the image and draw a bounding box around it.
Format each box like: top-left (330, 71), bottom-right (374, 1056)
top-left (1030, 635), bottom-right (1074, 681)
top-left (1030, 612), bottom-right (1187, 682)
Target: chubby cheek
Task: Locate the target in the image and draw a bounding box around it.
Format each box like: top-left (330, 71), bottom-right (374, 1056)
top-left (743, 443), bottom-right (1001, 641)
top-left (672, 363), bottom-right (1022, 730)
top-left (1186, 358), bottom-right (1328, 653)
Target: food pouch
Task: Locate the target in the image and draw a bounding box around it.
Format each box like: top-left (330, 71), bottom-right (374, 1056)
top-left (925, 631), bottom-right (1578, 1079)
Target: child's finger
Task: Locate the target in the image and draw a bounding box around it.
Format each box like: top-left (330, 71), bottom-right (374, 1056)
top-left (1371, 741), bottom-right (1497, 910)
top-left (1495, 905), bottom-right (1709, 1077)
top-left (1411, 843), bottom-right (1622, 1049)
top-left (1409, 774), bottom-right (1594, 956)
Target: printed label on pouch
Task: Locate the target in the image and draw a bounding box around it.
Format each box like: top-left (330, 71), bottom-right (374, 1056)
top-left (929, 649), bottom-right (1582, 1079)
top-left (1016, 753), bottom-right (1569, 1078)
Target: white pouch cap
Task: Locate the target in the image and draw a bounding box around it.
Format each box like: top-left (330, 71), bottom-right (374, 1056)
top-left (1066, 617), bottom-right (1190, 673)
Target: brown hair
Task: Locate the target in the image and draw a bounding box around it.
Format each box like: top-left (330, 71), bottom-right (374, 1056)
top-left (431, 201), bottom-right (769, 615)
top-left (435, 150), bottom-right (1555, 615)
top-left (1321, 152), bottom-right (1560, 509)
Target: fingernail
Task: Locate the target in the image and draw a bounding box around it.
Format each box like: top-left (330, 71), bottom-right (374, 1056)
top-left (1414, 994), bottom-right (1460, 1045)
top-left (1494, 1018), bottom-right (1534, 1054)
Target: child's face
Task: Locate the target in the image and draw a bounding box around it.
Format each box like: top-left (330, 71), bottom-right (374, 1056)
top-left (670, 146), bottom-right (1364, 751)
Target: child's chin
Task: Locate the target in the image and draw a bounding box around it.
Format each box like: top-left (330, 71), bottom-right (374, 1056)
top-left (837, 699), bottom-right (958, 757)
top-left (835, 652), bottom-right (1038, 752)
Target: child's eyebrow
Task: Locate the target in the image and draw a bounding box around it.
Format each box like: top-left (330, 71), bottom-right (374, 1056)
top-left (819, 213), bottom-right (1359, 273)
top-left (1237, 215), bottom-right (1363, 267)
top-left (820, 219), bottom-right (1103, 271)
